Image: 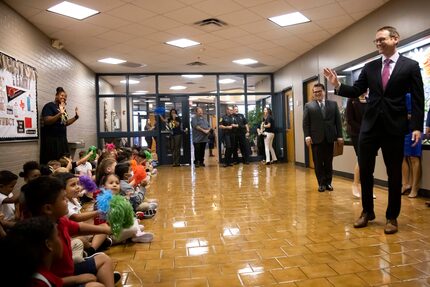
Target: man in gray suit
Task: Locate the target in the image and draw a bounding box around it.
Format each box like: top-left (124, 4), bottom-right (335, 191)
top-left (303, 83), bottom-right (344, 192)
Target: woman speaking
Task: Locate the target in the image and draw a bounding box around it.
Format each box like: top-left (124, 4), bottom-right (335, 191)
top-left (40, 87), bottom-right (79, 164)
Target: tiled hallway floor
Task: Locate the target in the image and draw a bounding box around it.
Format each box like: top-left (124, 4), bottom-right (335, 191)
top-left (108, 162), bottom-right (430, 286)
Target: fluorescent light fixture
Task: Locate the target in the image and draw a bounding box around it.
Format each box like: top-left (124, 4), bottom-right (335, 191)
top-left (98, 57), bottom-right (126, 65)
top-left (268, 12), bottom-right (310, 27)
top-left (219, 78), bottom-right (236, 84)
top-left (47, 1), bottom-right (99, 20)
top-left (233, 58), bottom-right (258, 65)
top-left (166, 38), bottom-right (200, 48)
top-left (120, 79), bottom-right (140, 84)
top-left (170, 85), bottom-right (187, 90)
top-left (132, 90), bottom-right (148, 94)
top-left (181, 74), bottom-right (203, 79)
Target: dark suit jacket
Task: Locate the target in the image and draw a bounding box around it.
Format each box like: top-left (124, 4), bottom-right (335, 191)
top-left (337, 55), bottom-right (424, 135)
top-left (303, 100), bottom-right (343, 144)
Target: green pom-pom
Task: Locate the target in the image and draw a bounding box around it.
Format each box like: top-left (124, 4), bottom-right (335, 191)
top-left (107, 195), bottom-right (135, 239)
top-left (87, 146), bottom-right (97, 161)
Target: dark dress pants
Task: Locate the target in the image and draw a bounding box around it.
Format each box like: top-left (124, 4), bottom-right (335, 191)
top-left (232, 132), bottom-right (250, 163)
top-left (193, 142), bottom-right (207, 165)
top-left (358, 118), bottom-right (404, 219)
top-left (171, 134), bottom-right (182, 165)
top-left (311, 141), bottom-right (334, 186)
top-left (223, 134), bottom-right (233, 165)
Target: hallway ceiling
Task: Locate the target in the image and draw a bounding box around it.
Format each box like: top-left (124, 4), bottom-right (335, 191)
top-left (6, 0), bottom-right (389, 74)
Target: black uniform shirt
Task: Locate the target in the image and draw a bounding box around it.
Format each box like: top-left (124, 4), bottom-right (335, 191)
top-left (220, 114), bottom-right (233, 134)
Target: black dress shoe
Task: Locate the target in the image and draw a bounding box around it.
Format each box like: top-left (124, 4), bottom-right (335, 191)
top-left (318, 185), bottom-right (326, 192)
top-left (326, 184), bottom-right (334, 191)
top-left (353, 212), bottom-right (376, 228)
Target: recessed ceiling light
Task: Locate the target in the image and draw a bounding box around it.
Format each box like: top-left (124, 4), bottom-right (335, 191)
top-left (166, 38), bottom-right (200, 48)
top-left (132, 90), bottom-right (148, 94)
top-left (181, 74), bottom-right (203, 79)
top-left (120, 79), bottom-right (140, 84)
top-left (170, 85), bottom-right (187, 90)
top-left (98, 58), bottom-right (126, 65)
top-left (219, 79), bottom-right (236, 84)
top-left (268, 12), bottom-right (310, 27)
top-left (47, 1), bottom-right (99, 20)
top-left (233, 58), bottom-right (258, 65)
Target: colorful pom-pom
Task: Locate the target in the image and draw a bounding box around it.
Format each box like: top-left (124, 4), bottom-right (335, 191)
top-left (105, 143), bottom-right (115, 152)
top-left (87, 146), bottom-right (97, 161)
top-left (96, 189), bottom-right (112, 215)
top-left (144, 150), bottom-right (152, 160)
top-left (107, 195), bottom-right (135, 239)
top-left (78, 175), bottom-right (97, 193)
top-left (131, 165), bottom-right (146, 186)
top-left (154, 106), bottom-right (166, 115)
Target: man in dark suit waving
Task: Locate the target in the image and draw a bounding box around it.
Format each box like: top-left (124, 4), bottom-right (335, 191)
top-left (324, 26), bottom-right (424, 234)
top-left (303, 83), bottom-right (343, 193)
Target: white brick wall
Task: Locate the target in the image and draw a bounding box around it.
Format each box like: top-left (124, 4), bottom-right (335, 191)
top-left (0, 2), bottom-right (97, 179)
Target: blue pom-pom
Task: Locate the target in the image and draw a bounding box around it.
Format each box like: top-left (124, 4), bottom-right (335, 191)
top-left (96, 189), bottom-right (112, 214)
top-left (154, 106), bottom-right (166, 115)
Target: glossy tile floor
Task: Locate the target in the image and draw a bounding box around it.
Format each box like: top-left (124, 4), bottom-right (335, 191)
top-left (108, 161), bottom-right (430, 286)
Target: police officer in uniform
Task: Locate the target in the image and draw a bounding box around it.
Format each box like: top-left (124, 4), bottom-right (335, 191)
top-left (232, 105), bottom-right (250, 164)
top-left (219, 106), bottom-right (237, 167)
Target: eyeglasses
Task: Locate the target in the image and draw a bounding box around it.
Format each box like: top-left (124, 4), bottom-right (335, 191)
top-left (373, 37), bottom-right (391, 44)
top-left (313, 90), bottom-right (323, 94)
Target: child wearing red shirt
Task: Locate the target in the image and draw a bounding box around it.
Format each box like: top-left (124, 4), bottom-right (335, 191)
top-left (22, 176), bottom-right (119, 287)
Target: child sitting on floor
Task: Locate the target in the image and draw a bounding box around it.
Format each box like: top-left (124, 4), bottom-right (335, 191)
top-left (98, 173), bottom-right (154, 244)
top-left (0, 216), bottom-right (65, 287)
top-left (55, 172), bottom-right (104, 260)
top-left (22, 176), bottom-right (120, 287)
top-left (115, 162), bottom-right (157, 219)
top-left (0, 170), bottom-right (19, 224)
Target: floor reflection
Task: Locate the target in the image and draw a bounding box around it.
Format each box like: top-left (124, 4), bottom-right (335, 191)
top-left (108, 163), bottom-right (430, 286)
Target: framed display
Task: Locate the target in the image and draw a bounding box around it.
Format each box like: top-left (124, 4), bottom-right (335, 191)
top-left (0, 51), bottom-right (38, 141)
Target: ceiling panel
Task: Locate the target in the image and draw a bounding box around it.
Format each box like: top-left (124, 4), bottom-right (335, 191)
top-left (5, 0), bottom-right (391, 73)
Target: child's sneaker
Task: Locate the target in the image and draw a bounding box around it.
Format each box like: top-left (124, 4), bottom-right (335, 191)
top-left (131, 231), bottom-right (154, 243)
top-left (135, 211), bottom-right (145, 220)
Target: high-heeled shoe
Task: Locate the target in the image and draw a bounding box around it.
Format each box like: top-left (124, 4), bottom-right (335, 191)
top-left (402, 184), bottom-right (411, 195)
top-left (352, 184), bottom-right (360, 198)
top-left (408, 189), bottom-right (418, 198)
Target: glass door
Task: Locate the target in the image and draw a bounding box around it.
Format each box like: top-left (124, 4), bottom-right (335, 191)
top-left (158, 96), bottom-right (191, 165)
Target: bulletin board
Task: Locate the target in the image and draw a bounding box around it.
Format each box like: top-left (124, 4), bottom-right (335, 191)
top-left (0, 51), bottom-right (38, 141)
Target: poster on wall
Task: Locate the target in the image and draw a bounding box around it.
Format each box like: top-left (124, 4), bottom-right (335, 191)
top-left (0, 51), bottom-right (38, 141)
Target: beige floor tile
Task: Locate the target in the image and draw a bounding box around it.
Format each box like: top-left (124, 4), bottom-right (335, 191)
top-left (385, 265), bottom-right (429, 280)
top-left (300, 263), bottom-right (338, 279)
top-left (329, 260), bottom-right (367, 274)
top-left (327, 274), bottom-right (368, 287)
top-left (239, 271), bottom-right (278, 285)
top-left (295, 278), bottom-right (334, 287)
top-left (356, 269), bottom-right (400, 285)
top-left (270, 267), bottom-right (308, 283)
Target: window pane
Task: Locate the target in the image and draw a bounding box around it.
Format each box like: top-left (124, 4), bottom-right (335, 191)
top-left (98, 76), bottom-right (126, 95)
top-left (247, 74), bottom-right (271, 93)
top-left (159, 75), bottom-right (216, 94)
top-left (130, 96), bottom-right (156, 132)
top-left (99, 97), bottom-right (128, 132)
top-left (129, 75), bottom-right (156, 95)
top-left (219, 75), bottom-right (244, 93)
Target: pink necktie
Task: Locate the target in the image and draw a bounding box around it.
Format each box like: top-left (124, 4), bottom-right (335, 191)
top-left (382, 59), bottom-right (391, 90)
